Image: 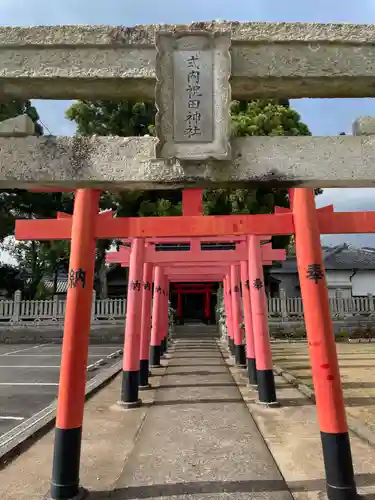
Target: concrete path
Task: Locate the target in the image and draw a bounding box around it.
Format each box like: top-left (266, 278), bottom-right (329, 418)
top-left (111, 337), bottom-right (292, 500)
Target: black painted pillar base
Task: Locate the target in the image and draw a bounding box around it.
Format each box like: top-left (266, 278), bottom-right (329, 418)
top-left (247, 357), bottom-right (257, 386)
top-left (256, 369), bottom-right (279, 406)
top-left (159, 339), bottom-right (164, 356)
top-left (118, 370), bottom-right (141, 408)
top-left (51, 426), bottom-right (83, 500)
top-left (150, 345), bottom-right (161, 367)
top-left (139, 359), bottom-right (150, 389)
top-left (234, 344), bottom-right (246, 367)
top-left (228, 337), bottom-right (234, 354)
top-left (161, 337), bottom-right (167, 354)
top-left (321, 431), bottom-right (358, 500)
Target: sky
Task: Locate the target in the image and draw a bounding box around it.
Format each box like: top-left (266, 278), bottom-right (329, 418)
top-left (1, 0), bottom-right (375, 259)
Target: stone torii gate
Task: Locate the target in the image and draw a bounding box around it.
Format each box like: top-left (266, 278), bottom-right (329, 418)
top-left (5, 19), bottom-right (375, 500)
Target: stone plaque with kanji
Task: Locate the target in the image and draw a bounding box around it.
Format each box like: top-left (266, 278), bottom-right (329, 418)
top-left (155, 30), bottom-right (231, 161)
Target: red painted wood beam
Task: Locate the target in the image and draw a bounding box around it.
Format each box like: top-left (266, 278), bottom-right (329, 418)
top-left (121, 261), bottom-right (274, 268)
top-left (15, 213), bottom-right (293, 240)
top-left (16, 209), bottom-right (375, 241)
top-left (106, 241), bottom-right (285, 264)
top-left (107, 245), bottom-right (282, 265)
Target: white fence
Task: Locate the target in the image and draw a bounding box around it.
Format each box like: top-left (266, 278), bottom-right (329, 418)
top-left (267, 294), bottom-right (375, 319)
top-left (1, 291), bottom-right (127, 326)
top-left (1, 291), bottom-right (375, 326)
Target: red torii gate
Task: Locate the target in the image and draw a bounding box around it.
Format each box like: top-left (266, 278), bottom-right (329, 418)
top-left (15, 187), bottom-right (366, 500)
top-left (171, 283), bottom-right (215, 323)
top-left (107, 236), bottom-right (285, 379)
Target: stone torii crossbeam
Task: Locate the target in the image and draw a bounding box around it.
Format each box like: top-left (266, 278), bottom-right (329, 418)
top-left (2, 22), bottom-right (375, 188)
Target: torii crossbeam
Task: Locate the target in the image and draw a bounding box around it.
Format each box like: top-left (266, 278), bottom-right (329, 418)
top-left (15, 206), bottom-right (375, 239)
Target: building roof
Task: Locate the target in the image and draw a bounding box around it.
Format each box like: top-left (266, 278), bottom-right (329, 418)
top-left (271, 244), bottom-right (375, 274)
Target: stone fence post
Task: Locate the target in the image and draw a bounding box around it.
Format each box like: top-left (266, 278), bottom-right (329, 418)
top-left (91, 290), bottom-right (97, 323)
top-left (368, 293), bottom-right (375, 313)
top-left (12, 290), bottom-right (21, 323)
top-left (279, 288), bottom-right (288, 320)
top-left (52, 295), bottom-right (59, 320)
top-left (335, 289), bottom-right (345, 318)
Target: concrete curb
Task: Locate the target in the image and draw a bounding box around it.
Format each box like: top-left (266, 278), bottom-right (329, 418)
top-left (273, 364), bottom-right (375, 449)
top-left (0, 360), bottom-right (123, 468)
top-left (273, 365), bottom-right (316, 402)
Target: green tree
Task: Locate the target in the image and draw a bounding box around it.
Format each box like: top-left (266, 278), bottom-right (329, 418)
top-left (39, 241), bottom-right (71, 296)
top-left (0, 264), bottom-right (23, 298)
top-left (66, 101), bottom-right (155, 137)
top-left (0, 191), bottom-right (74, 298)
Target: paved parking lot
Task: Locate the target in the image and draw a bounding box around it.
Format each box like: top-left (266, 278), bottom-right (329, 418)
top-left (0, 343), bottom-right (122, 437)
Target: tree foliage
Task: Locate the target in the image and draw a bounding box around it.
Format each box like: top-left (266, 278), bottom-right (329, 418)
top-left (0, 189), bottom-right (74, 298)
top-left (0, 264), bottom-right (23, 298)
top-left (66, 101), bottom-right (155, 137)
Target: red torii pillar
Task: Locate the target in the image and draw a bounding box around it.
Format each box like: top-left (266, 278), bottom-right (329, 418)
top-left (230, 264), bottom-right (246, 366)
top-left (240, 260), bottom-right (257, 386)
top-left (292, 188), bottom-right (356, 500)
top-left (223, 275), bottom-right (234, 353)
top-left (51, 189), bottom-right (100, 500)
top-left (160, 274), bottom-right (170, 356)
top-left (150, 266), bottom-right (164, 367)
top-left (248, 235), bottom-right (278, 406)
top-left (139, 262), bottom-right (153, 389)
top-left (119, 237), bottom-right (145, 408)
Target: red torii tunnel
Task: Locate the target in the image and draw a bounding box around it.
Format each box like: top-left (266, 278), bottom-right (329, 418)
top-left (106, 239), bottom-right (285, 326)
top-left (14, 187), bottom-right (370, 500)
top-left (108, 235), bottom-right (285, 372)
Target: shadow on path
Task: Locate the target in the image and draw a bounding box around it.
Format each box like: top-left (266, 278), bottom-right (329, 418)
top-left (87, 472), bottom-right (375, 499)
